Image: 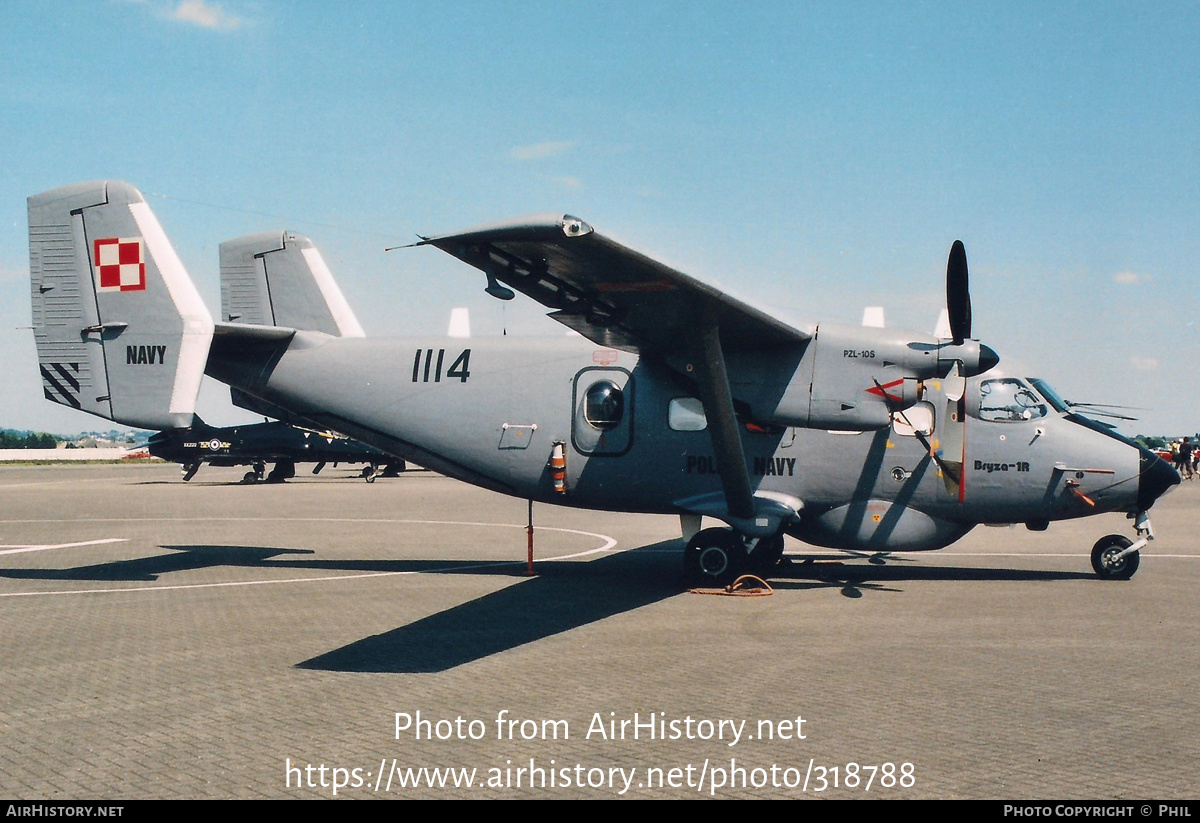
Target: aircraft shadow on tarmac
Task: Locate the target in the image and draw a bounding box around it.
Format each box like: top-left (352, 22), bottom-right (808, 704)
top-left (0, 543), bottom-right (1096, 672)
top-left (294, 552), bottom-right (1096, 674)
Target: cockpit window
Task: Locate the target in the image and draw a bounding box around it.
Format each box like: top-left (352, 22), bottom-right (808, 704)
top-left (1027, 378), bottom-right (1070, 414)
top-left (977, 378), bottom-right (1049, 423)
top-left (584, 380), bottom-right (625, 430)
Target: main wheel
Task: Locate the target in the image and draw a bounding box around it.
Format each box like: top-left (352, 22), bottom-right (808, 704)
top-left (266, 461), bottom-right (296, 484)
top-left (684, 528), bottom-right (747, 585)
top-left (748, 533), bottom-right (786, 575)
top-left (1091, 534), bottom-right (1139, 580)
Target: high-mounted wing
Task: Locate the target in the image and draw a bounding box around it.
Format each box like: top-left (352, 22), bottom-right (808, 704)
top-left (419, 215), bottom-right (808, 355)
top-left (423, 214), bottom-right (809, 535)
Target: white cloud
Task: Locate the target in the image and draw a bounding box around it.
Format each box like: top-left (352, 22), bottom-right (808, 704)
top-left (171, 0), bottom-right (243, 30)
top-left (1112, 271), bottom-right (1145, 285)
top-left (511, 141), bottom-right (576, 161)
top-left (548, 175), bottom-right (582, 190)
top-left (1129, 356), bottom-right (1159, 370)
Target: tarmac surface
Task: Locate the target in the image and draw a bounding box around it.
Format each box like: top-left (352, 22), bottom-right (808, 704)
top-left (0, 461), bottom-right (1196, 799)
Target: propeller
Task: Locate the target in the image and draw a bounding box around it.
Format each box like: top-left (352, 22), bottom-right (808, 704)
top-left (946, 240), bottom-right (971, 345)
top-left (937, 240), bottom-right (998, 376)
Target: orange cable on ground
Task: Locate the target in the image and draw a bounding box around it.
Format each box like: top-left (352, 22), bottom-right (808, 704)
top-left (689, 574), bottom-right (773, 597)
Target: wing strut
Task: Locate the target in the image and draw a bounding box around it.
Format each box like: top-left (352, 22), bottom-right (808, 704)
top-left (692, 321), bottom-right (756, 521)
top-left (675, 321), bottom-right (801, 537)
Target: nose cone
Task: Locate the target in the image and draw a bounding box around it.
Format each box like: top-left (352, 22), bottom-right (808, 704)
top-left (1138, 446), bottom-right (1181, 511)
top-left (977, 344), bottom-right (1000, 375)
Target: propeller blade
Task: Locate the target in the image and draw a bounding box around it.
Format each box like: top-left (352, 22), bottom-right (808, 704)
top-left (946, 240), bottom-right (971, 344)
top-left (943, 361), bottom-right (966, 402)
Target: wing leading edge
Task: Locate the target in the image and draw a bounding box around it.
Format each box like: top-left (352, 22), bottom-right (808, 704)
top-left (419, 215), bottom-right (809, 355)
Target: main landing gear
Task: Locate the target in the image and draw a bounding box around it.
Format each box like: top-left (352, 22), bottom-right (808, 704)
top-left (684, 527), bottom-right (786, 585)
top-left (241, 462), bottom-right (267, 484)
top-left (1090, 511), bottom-right (1153, 580)
top-left (362, 461), bottom-right (406, 482)
top-left (265, 461), bottom-right (296, 483)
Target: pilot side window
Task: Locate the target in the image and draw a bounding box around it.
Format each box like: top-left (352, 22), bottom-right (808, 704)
top-left (977, 378), bottom-right (1048, 423)
top-left (668, 397), bottom-right (708, 431)
top-left (584, 381), bottom-right (625, 430)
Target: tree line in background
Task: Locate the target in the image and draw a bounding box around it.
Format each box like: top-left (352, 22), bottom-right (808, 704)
top-left (0, 430), bottom-right (58, 449)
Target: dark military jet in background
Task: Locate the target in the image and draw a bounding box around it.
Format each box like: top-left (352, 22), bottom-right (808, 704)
top-left (147, 416), bottom-right (404, 482)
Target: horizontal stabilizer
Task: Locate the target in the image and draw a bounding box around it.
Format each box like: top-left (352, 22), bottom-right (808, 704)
top-left (28, 181), bottom-right (213, 429)
top-left (230, 388), bottom-right (305, 424)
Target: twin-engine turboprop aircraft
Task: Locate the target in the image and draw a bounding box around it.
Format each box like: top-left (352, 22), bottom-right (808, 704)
top-left (27, 181), bottom-right (1179, 584)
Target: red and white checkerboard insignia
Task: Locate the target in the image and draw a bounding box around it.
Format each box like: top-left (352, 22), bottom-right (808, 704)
top-left (93, 237), bottom-right (146, 292)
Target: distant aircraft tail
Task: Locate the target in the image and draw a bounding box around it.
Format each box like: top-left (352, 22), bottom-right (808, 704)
top-left (219, 231), bottom-right (364, 337)
top-left (217, 230), bottom-right (362, 421)
top-left (28, 181), bottom-right (214, 429)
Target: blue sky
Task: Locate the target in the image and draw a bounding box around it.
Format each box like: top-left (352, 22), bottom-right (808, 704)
top-left (1, 0), bottom-right (1196, 435)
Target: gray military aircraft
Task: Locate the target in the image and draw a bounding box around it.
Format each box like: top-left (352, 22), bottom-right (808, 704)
top-left (27, 181), bottom-right (1180, 585)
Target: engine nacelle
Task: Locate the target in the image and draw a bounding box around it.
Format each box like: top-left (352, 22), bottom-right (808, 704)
top-left (724, 322), bottom-right (998, 432)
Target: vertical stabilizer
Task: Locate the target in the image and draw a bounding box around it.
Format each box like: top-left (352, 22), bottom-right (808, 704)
top-left (219, 232), bottom-right (364, 337)
top-left (28, 181), bottom-right (214, 429)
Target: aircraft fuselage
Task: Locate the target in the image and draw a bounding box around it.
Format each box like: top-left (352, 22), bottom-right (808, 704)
top-left (208, 332), bottom-right (1157, 553)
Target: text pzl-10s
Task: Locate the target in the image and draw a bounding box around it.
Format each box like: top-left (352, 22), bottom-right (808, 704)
top-left (27, 181), bottom-right (1179, 584)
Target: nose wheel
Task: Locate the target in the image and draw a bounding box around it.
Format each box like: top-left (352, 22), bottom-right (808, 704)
top-left (1091, 534), bottom-right (1140, 580)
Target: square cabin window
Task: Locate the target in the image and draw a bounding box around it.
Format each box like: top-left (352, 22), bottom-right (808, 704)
top-left (669, 397), bottom-right (708, 431)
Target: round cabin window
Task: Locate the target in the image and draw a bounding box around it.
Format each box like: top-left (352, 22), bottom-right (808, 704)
top-left (584, 381), bottom-right (624, 431)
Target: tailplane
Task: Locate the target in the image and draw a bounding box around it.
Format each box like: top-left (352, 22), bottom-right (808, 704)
top-left (28, 181), bottom-right (214, 429)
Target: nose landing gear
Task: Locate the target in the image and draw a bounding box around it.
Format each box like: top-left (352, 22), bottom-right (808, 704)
top-left (1091, 511), bottom-right (1153, 580)
top-left (1090, 535), bottom-right (1139, 580)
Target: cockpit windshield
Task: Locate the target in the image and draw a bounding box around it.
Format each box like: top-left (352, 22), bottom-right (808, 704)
top-left (976, 377), bottom-right (1050, 423)
top-left (1027, 378), bottom-right (1071, 414)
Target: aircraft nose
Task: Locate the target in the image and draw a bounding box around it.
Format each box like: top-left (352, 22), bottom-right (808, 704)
top-left (1138, 446), bottom-right (1181, 511)
top-left (977, 344), bottom-right (1000, 375)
